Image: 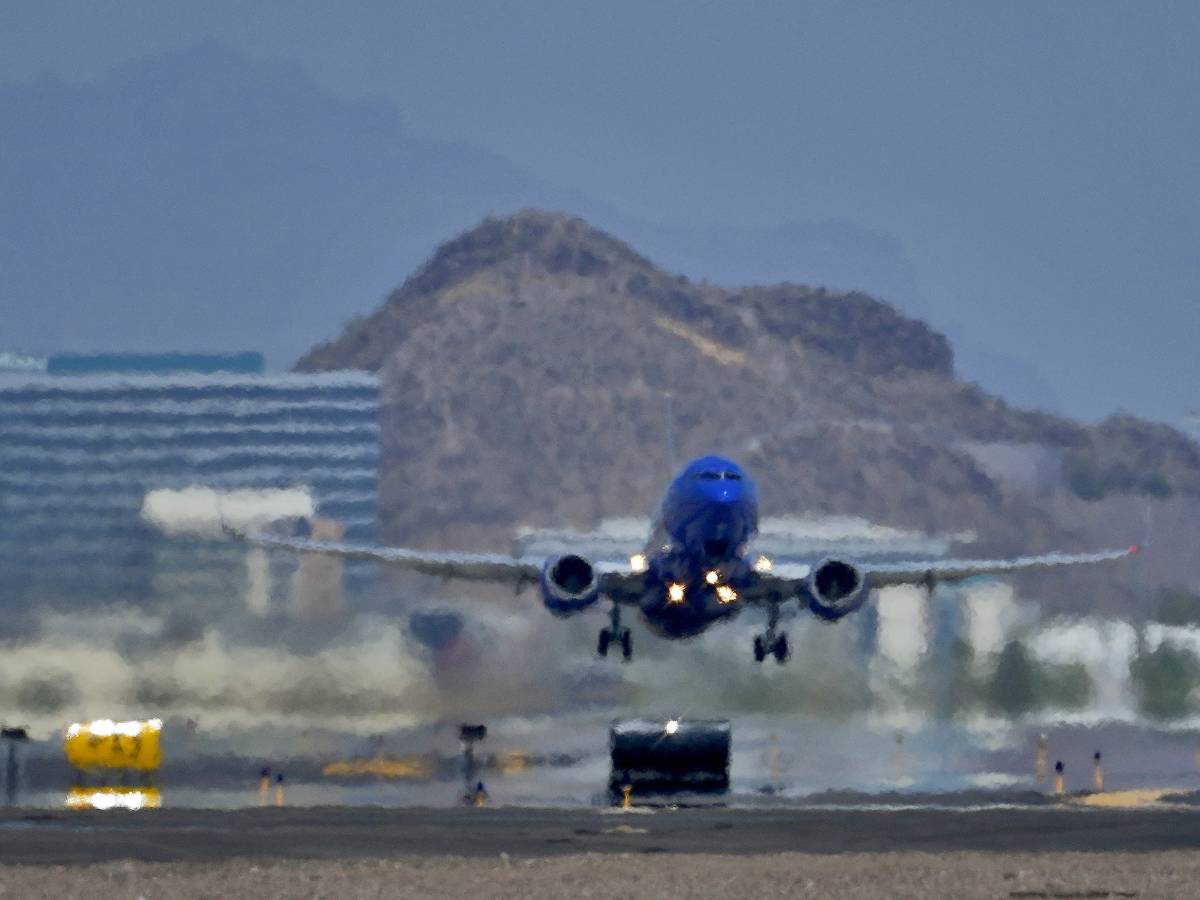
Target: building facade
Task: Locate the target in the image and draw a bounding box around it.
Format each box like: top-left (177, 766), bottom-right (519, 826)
top-left (0, 366), bottom-right (379, 614)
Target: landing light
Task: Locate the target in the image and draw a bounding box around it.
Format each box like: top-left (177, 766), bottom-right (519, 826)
top-left (716, 584), bottom-right (737, 604)
top-left (65, 787), bottom-right (161, 811)
top-left (668, 583), bottom-right (686, 604)
top-left (753, 555), bottom-right (773, 574)
top-left (705, 570), bottom-right (719, 585)
top-left (665, 719), bottom-right (680, 735)
top-left (629, 553), bottom-right (649, 573)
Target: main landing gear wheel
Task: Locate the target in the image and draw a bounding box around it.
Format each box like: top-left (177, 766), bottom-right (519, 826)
top-left (597, 628), bottom-right (633, 661)
top-left (754, 632), bottom-right (789, 664)
top-left (772, 632), bottom-right (789, 664)
top-left (598, 603), bottom-right (632, 661)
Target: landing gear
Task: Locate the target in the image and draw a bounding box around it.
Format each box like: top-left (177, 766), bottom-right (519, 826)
top-left (598, 627), bottom-right (633, 661)
top-left (772, 632), bottom-right (789, 663)
top-left (598, 603), bottom-right (633, 662)
top-left (753, 606), bottom-right (789, 664)
top-left (753, 633), bottom-right (788, 663)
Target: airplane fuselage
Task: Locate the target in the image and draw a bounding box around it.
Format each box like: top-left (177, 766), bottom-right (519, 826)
top-left (632, 455), bottom-right (761, 639)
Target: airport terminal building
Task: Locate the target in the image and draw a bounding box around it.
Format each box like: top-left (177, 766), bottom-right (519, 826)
top-left (0, 354), bottom-right (380, 614)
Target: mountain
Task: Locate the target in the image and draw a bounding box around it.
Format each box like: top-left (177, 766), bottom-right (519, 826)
top-left (297, 210), bottom-right (1200, 616)
top-left (0, 40), bottom-right (926, 374)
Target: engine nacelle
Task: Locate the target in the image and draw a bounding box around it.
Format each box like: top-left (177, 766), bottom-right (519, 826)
top-left (540, 554), bottom-right (600, 616)
top-left (805, 558), bottom-right (868, 621)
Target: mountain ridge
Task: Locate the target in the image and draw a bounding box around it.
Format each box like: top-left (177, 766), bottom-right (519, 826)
top-left (297, 210), bottom-right (953, 379)
top-left (1, 41), bottom-right (940, 383)
top-left (295, 210), bottom-right (1200, 617)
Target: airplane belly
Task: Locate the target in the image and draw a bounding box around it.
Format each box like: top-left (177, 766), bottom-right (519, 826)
top-left (639, 588), bottom-right (743, 639)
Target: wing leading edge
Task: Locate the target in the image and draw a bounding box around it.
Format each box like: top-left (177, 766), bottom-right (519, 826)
top-left (223, 525), bottom-right (543, 588)
top-left (748, 544), bottom-right (1138, 601)
top-left (863, 545), bottom-right (1138, 589)
top-left (227, 524), bottom-right (1137, 604)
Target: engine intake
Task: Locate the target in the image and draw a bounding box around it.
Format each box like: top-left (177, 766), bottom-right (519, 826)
top-left (541, 554), bottom-right (600, 616)
top-left (806, 558), bottom-right (868, 621)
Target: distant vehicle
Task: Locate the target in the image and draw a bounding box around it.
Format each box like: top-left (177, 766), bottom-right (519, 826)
top-left (609, 718), bottom-right (731, 802)
top-left (226, 455), bottom-right (1136, 663)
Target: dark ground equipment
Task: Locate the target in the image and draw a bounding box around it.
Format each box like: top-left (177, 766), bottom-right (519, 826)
top-left (608, 718), bottom-right (730, 803)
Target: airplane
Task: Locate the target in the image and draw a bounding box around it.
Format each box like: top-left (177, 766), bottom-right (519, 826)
top-left (224, 454), bottom-right (1137, 664)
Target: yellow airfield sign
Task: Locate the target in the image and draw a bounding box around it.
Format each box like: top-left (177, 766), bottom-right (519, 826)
top-left (64, 719), bottom-right (163, 772)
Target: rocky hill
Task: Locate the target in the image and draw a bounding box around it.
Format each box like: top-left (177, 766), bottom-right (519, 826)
top-left (1, 42), bottom-right (920, 372)
top-left (297, 211), bottom-right (1200, 616)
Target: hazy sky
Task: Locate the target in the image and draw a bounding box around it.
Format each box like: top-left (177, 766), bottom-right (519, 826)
top-left (3, 1), bottom-right (1198, 424)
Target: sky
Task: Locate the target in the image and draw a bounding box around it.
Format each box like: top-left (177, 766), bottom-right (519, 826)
top-left (3, 1), bottom-right (1198, 425)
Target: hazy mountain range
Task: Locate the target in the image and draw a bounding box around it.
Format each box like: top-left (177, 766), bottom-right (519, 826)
top-left (2, 40), bottom-right (1062, 409)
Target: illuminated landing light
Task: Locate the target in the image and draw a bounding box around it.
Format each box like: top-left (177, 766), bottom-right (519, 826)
top-left (67, 718), bottom-right (161, 739)
top-left (715, 584), bottom-right (738, 604)
top-left (115, 720), bottom-right (144, 738)
top-left (705, 570), bottom-right (719, 585)
top-left (65, 787), bottom-right (161, 811)
top-left (629, 553), bottom-right (649, 573)
top-left (753, 555), bottom-right (773, 574)
top-left (665, 719), bottom-right (680, 735)
top-left (668, 583), bottom-right (686, 604)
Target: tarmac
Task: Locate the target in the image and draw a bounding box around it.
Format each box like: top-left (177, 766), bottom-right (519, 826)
top-left (4, 851), bottom-right (1196, 900)
top-left (4, 804), bottom-right (1200, 866)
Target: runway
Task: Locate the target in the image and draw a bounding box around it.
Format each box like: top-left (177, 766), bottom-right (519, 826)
top-left (4, 805), bottom-right (1200, 865)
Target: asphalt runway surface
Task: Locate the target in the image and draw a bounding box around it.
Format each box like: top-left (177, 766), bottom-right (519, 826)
top-left (4, 805), bottom-right (1200, 866)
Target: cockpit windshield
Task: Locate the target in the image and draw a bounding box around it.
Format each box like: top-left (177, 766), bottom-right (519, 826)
top-left (697, 470), bottom-right (742, 481)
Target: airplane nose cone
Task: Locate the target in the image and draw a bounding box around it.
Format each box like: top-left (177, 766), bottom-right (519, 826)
top-left (700, 481), bottom-right (743, 504)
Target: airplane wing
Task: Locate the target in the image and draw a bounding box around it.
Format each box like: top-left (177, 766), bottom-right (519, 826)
top-left (748, 544), bottom-right (1138, 601)
top-left (228, 522), bottom-right (1137, 604)
top-left (862, 545), bottom-right (1139, 589)
top-left (223, 525), bottom-right (544, 589)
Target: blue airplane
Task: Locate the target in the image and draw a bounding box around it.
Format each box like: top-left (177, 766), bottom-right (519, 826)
top-left (227, 454), bottom-right (1136, 663)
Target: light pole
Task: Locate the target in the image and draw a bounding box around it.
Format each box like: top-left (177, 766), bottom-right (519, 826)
top-left (2, 726), bottom-right (30, 807)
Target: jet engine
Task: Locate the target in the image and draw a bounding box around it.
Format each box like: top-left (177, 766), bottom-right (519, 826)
top-left (805, 558), bottom-right (868, 621)
top-left (540, 554), bottom-right (600, 615)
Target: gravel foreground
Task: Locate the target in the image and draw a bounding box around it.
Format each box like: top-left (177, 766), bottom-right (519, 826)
top-left (0, 852), bottom-right (1192, 899)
